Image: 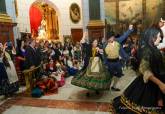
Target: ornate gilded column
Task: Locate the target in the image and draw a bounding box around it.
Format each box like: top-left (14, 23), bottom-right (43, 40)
top-left (87, 0), bottom-right (105, 41)
top-left (0, 0), bottom-right (16, 44)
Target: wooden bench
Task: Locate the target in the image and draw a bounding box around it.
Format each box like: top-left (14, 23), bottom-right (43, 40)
top-left (22, 65), bottom-right (41, 95)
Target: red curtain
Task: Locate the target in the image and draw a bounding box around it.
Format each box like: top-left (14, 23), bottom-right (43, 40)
top-left (29, 6), bottom-right (42, 37)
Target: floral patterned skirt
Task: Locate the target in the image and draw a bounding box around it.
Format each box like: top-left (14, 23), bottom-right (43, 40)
top-left (71, 57), bottom-right (111, 90)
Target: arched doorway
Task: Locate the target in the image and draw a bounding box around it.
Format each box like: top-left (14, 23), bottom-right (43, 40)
top-left (29, 1), bottom-right (60, 40)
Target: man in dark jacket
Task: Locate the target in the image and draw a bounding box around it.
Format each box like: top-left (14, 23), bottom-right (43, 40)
top-left (25, 39), bottom-right (41, 69)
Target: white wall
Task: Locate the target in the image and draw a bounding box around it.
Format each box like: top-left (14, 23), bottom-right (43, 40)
top-left (100, 0), bottom-right (105, 21)
top-left (82, 0), bottom-right (89, 32)
top-left (58, 0), bottom-right (83, 37)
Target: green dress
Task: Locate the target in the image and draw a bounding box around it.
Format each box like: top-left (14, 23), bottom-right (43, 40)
top-left (71, 48), bottom-right (111, 90)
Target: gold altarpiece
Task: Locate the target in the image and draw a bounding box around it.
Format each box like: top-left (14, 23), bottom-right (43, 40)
top-left (39, 4), bottom-right (59, 40)
top-left (45, 8), bottom-right (59, 40)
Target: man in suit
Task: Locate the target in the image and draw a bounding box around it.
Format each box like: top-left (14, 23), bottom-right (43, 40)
top-left (25, 39), bottom-right (41, 69)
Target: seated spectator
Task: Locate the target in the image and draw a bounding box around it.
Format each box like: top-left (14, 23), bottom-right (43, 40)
top-left (67, 57), bottom-right (78, 76)
top-left (35, 76), bottom-right (58, 96)
top-left (73, 59), bottom-right (82, 70)
top-left (46, 59), bottom-right (57, 73)
top-left (41, 59), bottom-right (66, 87)
top-left (63, 46), bottom-right (69, 57)
top-left (58, 61), bottom-right (68, 76)
top-left (47, 60), bottom-right (65, 87)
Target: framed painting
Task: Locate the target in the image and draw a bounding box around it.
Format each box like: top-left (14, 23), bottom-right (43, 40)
top-left (119, 0), bottom-right (142, 23)
top-left (145, 0), bottom-right (163, 26)
top-left (104, 0), bottom-right (143, 24)
top-left (70, 3), bottom-right (81, 24)
top-left (104, 1), bottom-right (117, 24)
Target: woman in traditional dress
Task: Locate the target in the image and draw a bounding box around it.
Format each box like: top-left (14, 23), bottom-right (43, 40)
top-left (113, 27), bottom-right (165, 114)
top-left (0, 44), bottom-right (19, 97)
top-left (0, 49), bottom-right (9, 96)
top-left (71, 39), bottom-right (111, 96)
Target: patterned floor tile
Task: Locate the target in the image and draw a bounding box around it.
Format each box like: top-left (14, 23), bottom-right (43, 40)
top-left (0, 69), bottom-right (136, 114)
top-left (3, 106), bottom-right (111, 114)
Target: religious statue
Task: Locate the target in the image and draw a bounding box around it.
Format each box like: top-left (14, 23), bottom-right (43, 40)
top-left (70, 3), bottom-right (80, 23)
top-left (38, 17), bottom-right (47, 39)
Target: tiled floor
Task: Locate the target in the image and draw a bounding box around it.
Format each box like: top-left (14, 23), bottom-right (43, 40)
top-left (0, 97), bottom-right (112, 113)
top-left (41, 68), bottom-right (136, 103)
top-left (3, 106), bottom-right (110, 114)
top-left (0, 69), bottom-right (137, 114)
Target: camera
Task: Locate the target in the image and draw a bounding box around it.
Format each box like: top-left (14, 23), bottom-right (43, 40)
top-left (6, 41), bottom-right (12, 50)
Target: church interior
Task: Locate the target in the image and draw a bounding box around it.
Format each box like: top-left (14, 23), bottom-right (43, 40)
top-left (0, 0), bottom-right (165, 114)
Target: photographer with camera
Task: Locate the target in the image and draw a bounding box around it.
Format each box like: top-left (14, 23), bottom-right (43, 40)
top-left (5, 41), bottom-right (16, 61)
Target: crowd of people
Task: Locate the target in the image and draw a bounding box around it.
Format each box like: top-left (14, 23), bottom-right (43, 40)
top-left (0, 37), bottom-right (84, 97)
top-left (0, 18), bottom-right (165, 113)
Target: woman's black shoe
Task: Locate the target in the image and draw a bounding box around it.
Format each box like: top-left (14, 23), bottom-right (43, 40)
top-left (111, 87), bottom-right (120, 91)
